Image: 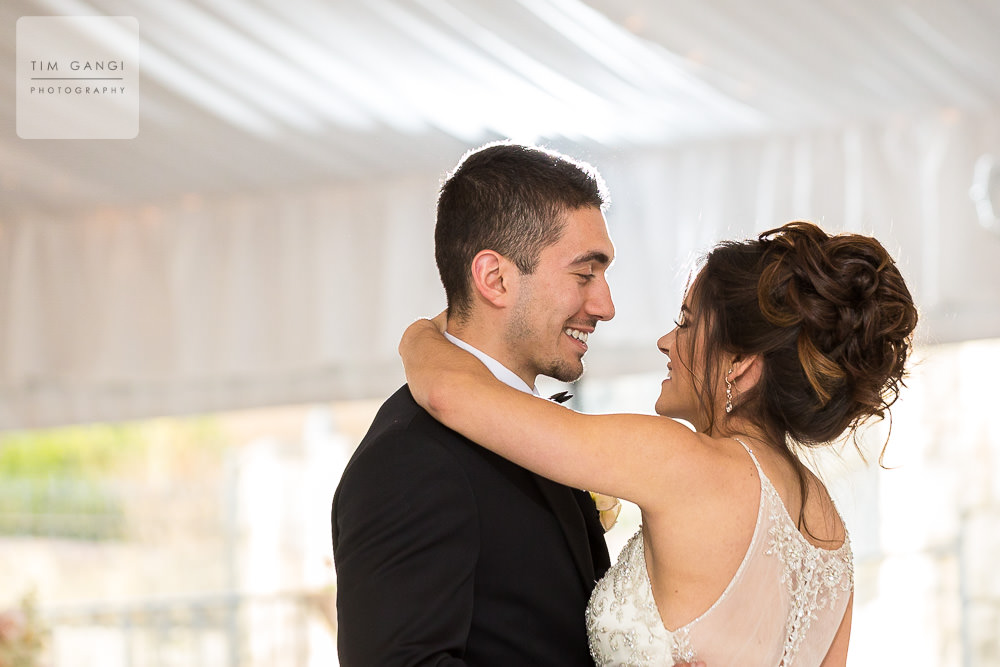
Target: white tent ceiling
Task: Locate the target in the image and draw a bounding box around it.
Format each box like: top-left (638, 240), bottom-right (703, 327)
top-left (3, 0), bottom-right (1000, 429)
top-left (4, 0), bottom-right (1000, 213)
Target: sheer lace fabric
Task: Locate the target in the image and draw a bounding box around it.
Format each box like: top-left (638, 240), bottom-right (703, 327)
top-left (586, 441), bottom-right (853, 665)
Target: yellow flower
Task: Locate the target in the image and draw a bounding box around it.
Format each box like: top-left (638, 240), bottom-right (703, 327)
top-left (589, 492), bottom-right (621, 532)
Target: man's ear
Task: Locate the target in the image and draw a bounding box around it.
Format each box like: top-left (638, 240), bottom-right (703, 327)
top-left (730, 353), bottom-right (763, 393)
top-left (470, 249), bottom-right (516, 308)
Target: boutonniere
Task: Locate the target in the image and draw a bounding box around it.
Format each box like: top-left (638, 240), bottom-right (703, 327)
top-left (589, 492), bottom-right (621, 532)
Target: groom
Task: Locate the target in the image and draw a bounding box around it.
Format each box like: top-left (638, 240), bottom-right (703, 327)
top-left (332, 143), bottom-right (705, 666)
top-left (332, 142), bottom-right (614, 665)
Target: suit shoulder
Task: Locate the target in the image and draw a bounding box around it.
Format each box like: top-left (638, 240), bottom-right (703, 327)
top-left (338, 385), bottom-right (469, 483)
top-left (332, 387), bottom-right (479, 547)
top-left (354, 385), bottom-right (458, 451)
top-left (363, 385), bottom-right (431, 431)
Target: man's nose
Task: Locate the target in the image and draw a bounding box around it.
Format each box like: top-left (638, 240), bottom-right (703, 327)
top-left (589, 279), bottom-right (615, 321)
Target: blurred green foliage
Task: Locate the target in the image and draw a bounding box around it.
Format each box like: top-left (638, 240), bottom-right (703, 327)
top-left (0, 423), bottom-right (146, 479)
top-left (0, 418), bottom-right (224, 539)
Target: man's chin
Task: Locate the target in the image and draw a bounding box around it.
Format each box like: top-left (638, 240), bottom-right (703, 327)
top-left (546, 360), bottom-right (586, 384)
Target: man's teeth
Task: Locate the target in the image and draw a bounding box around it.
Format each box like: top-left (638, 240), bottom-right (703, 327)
top-left (565, 328), bottom-right (589, 343)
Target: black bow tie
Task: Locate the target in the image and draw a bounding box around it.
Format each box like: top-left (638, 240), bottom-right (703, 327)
top-left (548, 391), bottom-right (573, 404)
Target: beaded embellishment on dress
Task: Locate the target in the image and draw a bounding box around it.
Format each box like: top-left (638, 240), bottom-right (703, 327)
top-left (585, 529), bottom-right (678, 665)
top-left (764, 478), bottom-right (853, 662)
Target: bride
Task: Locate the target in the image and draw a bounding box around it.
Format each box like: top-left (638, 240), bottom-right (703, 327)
top-left (399, 221), bottom-right (918, 665)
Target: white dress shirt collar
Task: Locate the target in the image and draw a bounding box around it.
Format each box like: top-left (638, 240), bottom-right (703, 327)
top-left (444, 331), bottom-right (539, 397)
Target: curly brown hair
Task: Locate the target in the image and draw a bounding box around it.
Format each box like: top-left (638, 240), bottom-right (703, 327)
top-left (682, 221), bottom-right (918, 528)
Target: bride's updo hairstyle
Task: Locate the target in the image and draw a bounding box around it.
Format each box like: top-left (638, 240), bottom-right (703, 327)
top-left (689, 221), bottom-right (918, 454)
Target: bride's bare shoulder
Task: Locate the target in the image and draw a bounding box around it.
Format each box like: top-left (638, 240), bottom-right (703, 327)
top-left (763, 452), bottom-right (847, 549)
top-left (645, 434), bottom-right (763, 512)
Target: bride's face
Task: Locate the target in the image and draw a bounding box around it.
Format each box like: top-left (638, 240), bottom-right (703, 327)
top-left (654, 293), bottom-right (709, 427)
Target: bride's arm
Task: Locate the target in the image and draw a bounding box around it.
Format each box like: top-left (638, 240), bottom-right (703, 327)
top-left (399, 317), bottom-right (702, 510)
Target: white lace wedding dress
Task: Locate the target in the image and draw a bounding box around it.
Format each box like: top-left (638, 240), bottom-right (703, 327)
top-left (586, 440), bottom-right (853, 666)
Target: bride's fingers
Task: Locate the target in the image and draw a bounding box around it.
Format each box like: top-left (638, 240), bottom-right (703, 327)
top-left (430, 309), bottom-right (448, 333)
top-left (399, 319), bottom-right (429, 355)
top-left (399, 311), bottom-right (448, 356)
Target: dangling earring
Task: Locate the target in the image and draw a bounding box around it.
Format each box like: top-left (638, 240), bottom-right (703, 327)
top-left (725, 366), bottom-right (734, 414)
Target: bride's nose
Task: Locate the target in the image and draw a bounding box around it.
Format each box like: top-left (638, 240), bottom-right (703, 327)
top-left (657, 331), bottom-right (673, 356)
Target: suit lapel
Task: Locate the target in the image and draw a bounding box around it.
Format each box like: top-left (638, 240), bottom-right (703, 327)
top-left (455, 427), bottom-right (611, 590)
top-left (531, 473), bottom-right (607, 589)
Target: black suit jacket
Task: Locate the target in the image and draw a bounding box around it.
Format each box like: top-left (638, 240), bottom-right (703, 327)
top-left (332, 385), bottom-right (610, 666)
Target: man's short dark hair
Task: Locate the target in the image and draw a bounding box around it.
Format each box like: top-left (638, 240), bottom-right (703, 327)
top-left (435, 142), bottom-right (609, 318)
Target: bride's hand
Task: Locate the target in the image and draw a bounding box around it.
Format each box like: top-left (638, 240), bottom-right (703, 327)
top-left (399, 311), bottom-right (451, 408)
top-left (399, 311), bottom-right (447, 357)
top-left (429, 309), bottom-right (447, 333)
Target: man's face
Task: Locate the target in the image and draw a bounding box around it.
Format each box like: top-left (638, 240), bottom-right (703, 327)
top-left (504, 206), bottom-right (616, 383)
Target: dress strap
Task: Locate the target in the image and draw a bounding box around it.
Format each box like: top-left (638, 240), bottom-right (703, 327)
top-left (731, 437), bottom-right (763, 476)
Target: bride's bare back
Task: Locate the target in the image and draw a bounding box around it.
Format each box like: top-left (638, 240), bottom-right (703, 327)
top-left (644, 435), bottom-right (846, 629)
top-left (589, 436), bottom-right (853, 665)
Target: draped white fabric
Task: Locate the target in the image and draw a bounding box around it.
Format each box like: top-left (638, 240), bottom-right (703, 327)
top-left (0, 177), bottom-right (443, 428)
top-left (4, 108), bottom-right (1000, 430)
top-left (594, 109), bottom-right (1000, 357)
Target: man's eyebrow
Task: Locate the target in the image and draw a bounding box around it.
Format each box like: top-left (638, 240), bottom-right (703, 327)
top-left (570, 251), bottom-right (613, 266)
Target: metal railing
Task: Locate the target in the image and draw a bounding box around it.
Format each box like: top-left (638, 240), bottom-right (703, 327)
top-left (41, 590), bottom-right (337, 667)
